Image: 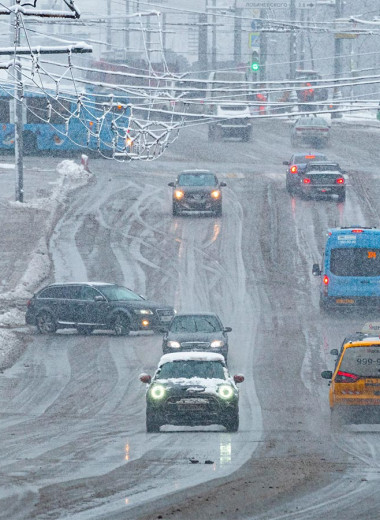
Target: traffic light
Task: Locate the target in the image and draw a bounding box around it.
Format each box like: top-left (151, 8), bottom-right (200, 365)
top-left (251, 51), bottom-right (260, 73)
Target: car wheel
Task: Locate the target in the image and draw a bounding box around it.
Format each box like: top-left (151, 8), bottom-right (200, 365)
top-left (286, 179), bottom-right (295, 195)
top-left (331, 408), bottom-right (348, 428)
top-left (77, 326), bottom-right (94, 335)
top-left (224, 411), bottom-right (239, 432)
top-left (36, 311), bottom-right (57, 334)
top-left (113, 314), bottom-right (131, 336)
top-left (242, 129), bottom-right (251, 142)
top-left (337, 191), bottom-right (346, 203)
top-left (214, 205), bottom-right (222, 217)
top-left (172, 203), bottom-right (179, 216)
top-left (146, 413), bottom-right (161, 432)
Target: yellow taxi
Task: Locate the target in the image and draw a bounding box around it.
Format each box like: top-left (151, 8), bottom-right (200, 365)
top-left (321, 323), bottom-right (380, 425)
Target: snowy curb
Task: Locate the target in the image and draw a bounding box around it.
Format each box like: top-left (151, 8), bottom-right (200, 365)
top-left (0, 159), bottom-right (93, 370)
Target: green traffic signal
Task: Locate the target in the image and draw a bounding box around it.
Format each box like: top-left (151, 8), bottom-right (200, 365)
top-left (251, 62), bottom-right (260, 72)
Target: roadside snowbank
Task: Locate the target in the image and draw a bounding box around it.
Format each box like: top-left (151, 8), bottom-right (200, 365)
top-left (0, 157), bottom-right (93, 369)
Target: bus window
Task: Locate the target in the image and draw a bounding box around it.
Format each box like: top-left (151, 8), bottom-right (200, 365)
top-left (26, 97), bottom-right (49, 124)
top-left (0, 98), bottom-right (10, 123)
top-left (50, 98), bottom-right (72, 124)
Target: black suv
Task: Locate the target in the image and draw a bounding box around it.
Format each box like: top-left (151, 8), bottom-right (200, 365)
top-left (25, 282), bottom-right (175, 336)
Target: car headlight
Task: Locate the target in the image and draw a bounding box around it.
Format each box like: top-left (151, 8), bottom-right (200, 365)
top-left (134, 309), bottom-right (153, 315)
top-left (167, 340), bottom-right (181, 349)
top-left (210, 340), bottom-right (224, 348)
top-left (150, 384), bottom-right (166, 400)
top-left (218, 385), bottom-right (234, 400)
top-left (211, 190), bottom-right (221, 199)
top-left (174, 190), bottom-right (184, 200)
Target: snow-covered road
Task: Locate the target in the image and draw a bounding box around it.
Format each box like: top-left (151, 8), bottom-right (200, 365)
top-left (1, 120), bottom-right (380, 519)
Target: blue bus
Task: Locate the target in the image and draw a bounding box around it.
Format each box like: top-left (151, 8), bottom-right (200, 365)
top-left (312, 227), bottom-right (380, 310)
top-left (0, 83), bottom-right (130, 155)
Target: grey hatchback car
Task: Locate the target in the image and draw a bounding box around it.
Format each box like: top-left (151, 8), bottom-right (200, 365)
top-left (169, 170), bottom-right (226, 216)
top-left (25, 282), bottom-right (175, 336)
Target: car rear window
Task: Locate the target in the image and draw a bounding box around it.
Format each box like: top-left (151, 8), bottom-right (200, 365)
top-left (294, 154), bottom-right (327, 163)
top-left (170, 315), bottom-right (221, 333)
top-left (38, 285), bottom-right (81, 299)
top-left (307, 164), bottom-right (339, 171)
top-left (330, 248), bottom-right (380, 276)
top-left (178, 174), bottom-right (217, 186)
top-left (339, 345), bottom-right (380, 377)
top-left (156, 360), bottom-right (226, 380)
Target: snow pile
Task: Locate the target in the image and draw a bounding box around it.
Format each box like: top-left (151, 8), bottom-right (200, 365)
top-left (0, 158), bottom-right (93, 369)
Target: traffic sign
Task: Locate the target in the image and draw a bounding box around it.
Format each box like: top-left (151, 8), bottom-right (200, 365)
top-left (236, 1), bottom-right (289, 8)
top-left (249, 32), bottom-right (260, 48)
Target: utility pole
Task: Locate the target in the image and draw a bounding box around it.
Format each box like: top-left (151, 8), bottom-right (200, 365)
top-left (107, 0), bottom-right (112, 48)
top-left (0, 0), bottom-right (91, 202)
top-left (198, 12), bottom-right (208, 74)
top-left (299, 8), bottom-right (305, 70)
top-left (289, 0), bottom-right (296, 80)
top-left (124, 0), bottom-right (129, 55)
top-left (260, 8), bottom-right (267, 82)
top-left (332, 0), bottom-right (343, 117)
top-left (211, 0), bottom-right (216, 70)
top-left (233, 3), bottom-right (241, 65)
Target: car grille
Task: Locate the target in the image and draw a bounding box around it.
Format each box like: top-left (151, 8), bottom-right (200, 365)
top-left (185, 193), bottom-right (208, 202)
top-left (166, 395), bottom-right (220, 414)
top-left (180, 341), bottom-right (211, 349)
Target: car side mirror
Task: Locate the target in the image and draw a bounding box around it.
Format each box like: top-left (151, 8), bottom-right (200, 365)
top-left (283, 161), bottom-right (289, 165)
top-left (321, 370), bottom-right (333, 380)
top-left (224, 327), bottom-right (232, 333)
top-left (140, 373), bottom-right (151, 383)
top-left (312, 264), bottom-right (321, 276)
top-left (330, 349), bottom-right (339, 356)
top-left (94, 295), bottom-right (106, 302)
top-left (220, 181), bottom-right (227, 187)
top-left (234, 374), bottom-right (244, 384)
top-left (168, 182), bottom-right (175, 187)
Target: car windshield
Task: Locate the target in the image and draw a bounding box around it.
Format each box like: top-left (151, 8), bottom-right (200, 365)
top-left (156, 360), bottom-right (226, 380)
top-left (294, 154), bottom-right (327, 163)
top-left (330, 248), bottom-right (380, 277)
top-left (307, 164), bottom-right (339, 171)
top-left (170, 315), bottom-right (222, 333)
top-left (339, 345), bottom-right (380, 377)
top-left (297, 118), bottom-right (328, 127)
top-left (178, 173), bottom-right (217, 186)
top-left (97, 285), bottom-right (143, 301)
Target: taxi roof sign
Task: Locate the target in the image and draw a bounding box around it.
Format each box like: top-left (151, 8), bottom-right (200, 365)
top-left (362, 322), bottom-right (380, 334)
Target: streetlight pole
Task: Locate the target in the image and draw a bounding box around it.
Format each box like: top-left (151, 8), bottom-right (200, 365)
top-left (233, 1), bottom-right (241, 65)
top-left (14, 7), bottom-right (23, 202)
top-left (333, 0), bottom-right (343, 117)
top-left (289, 0), bottom-right (297, 80)
top-left (0, 1), bottom-right (90, 203)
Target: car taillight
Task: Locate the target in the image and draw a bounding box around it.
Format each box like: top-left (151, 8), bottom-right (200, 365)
top-left (323, 275), bottom-right (329, 285)
top-left (336, 177), bottom-right (344, 184)
top-left (352, 229), bottom-right (363, 233)
top-left (290, 165), bottom-right (298, 174)
top-left (303, 177), bottom-right (311, 184)
top-left (335, 371), bottom-right (359, 383)
top-left (305, 155), bottom-right (315, 159)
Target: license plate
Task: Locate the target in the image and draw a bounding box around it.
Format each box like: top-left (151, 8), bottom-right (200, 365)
top-left (336, 298), bottom-right (355, 304)
top-left (160, 315), bottom-right (172, 322)
top-left (317, 188), bottom-right (331, 192)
